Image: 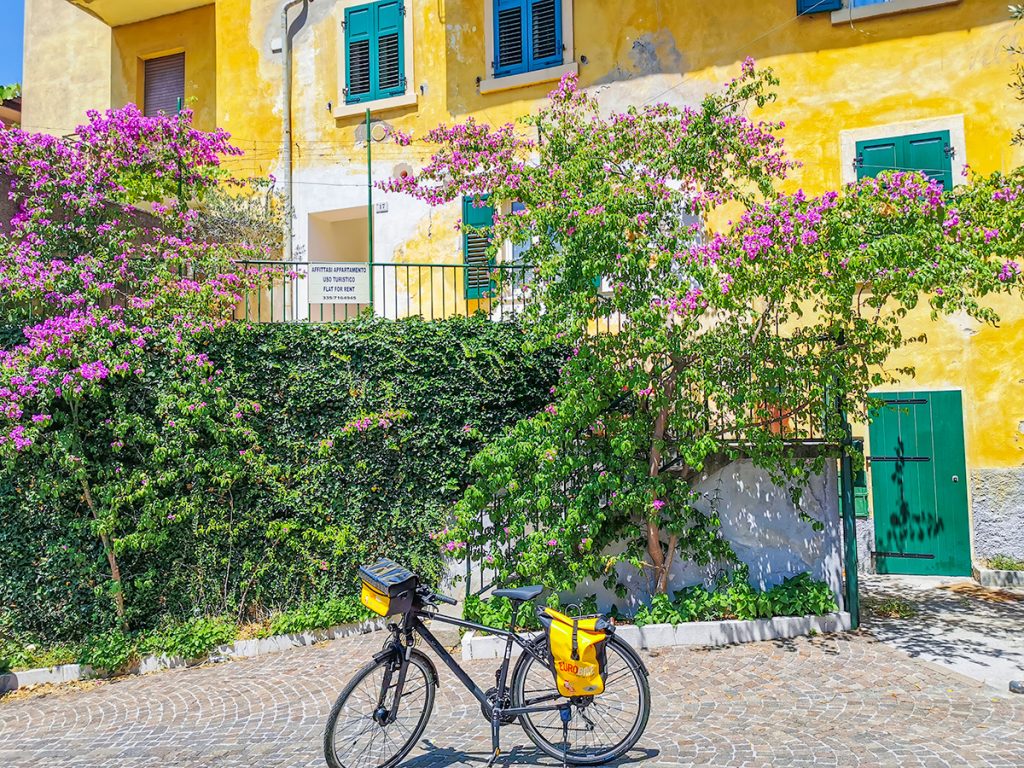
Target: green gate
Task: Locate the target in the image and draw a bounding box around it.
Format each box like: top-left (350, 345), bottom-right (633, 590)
top-left (867, 390), bottom-right (971, 576)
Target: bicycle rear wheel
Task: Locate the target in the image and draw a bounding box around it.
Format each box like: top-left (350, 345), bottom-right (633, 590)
top-left (323, 649), bottom-right (436, 768)
top-left (511, 635), bottom-right (650, 765)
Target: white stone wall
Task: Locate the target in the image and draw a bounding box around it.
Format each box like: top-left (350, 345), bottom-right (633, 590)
top-left (572, 459), bottom-right (843, 614)
top-left (452, 458), bottom-right (844, 613)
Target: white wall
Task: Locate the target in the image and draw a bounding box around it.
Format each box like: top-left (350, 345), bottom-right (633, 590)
top-left (575, 460), bottom-right (843, 613)
top-left (451, 458), bottom-right (844, 613)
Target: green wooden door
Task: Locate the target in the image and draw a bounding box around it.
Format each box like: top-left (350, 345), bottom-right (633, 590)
top-left (867, 390), bottom-right (971, 576)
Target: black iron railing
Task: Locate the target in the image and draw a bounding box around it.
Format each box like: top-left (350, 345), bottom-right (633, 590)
top-left (235, 260), bottom-right (537, 323)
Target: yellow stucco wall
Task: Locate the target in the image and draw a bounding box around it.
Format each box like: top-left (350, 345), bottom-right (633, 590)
top-left (23, 0), bottom-right (1024, 476)
top-left (111, 5), bottom-right (218, 131)
top-left (21, 0), bottom-right (112, 134)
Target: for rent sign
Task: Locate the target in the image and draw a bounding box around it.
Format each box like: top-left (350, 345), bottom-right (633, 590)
top-left (308, 263), bottom-right (371, 304)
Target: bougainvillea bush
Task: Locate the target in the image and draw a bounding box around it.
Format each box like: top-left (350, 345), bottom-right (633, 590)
top-left (393, 66), bottom-right (1023, 596)
top-left (0, 106), bottom-right (273, 631)
top-left (0, 109), bottom-right (562, 643)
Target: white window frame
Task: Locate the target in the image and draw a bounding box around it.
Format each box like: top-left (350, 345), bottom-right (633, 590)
top-left (333, 0), bottom-right (417, 119)
top-left (831, 0), bottom-right (959, 24)
top-left (480, 0), bottom-right (577, 95)
top-left (838, 114), bottom-right (967, 187)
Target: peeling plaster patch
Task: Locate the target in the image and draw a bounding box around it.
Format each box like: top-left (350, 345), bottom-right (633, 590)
top-left (1018, 420), bottom-right (1024, 435)
top-left (949, 310), bottom-right (982, 336)
top-left (628, 30), bottom-right (684, 76)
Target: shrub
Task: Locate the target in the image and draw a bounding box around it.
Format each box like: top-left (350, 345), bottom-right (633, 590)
top-left (0, 316), bottom-right (560, 642)
top-left (139, 617), bottom-right (237, 661)
top-left (987, 554), bottom-right (1024, 571)
top-left (78, 630), bottom-right (137, 674)
top-left (628, 570), bottom-right (837, 626)
top-left (267, 598), bottom-right (371, 637)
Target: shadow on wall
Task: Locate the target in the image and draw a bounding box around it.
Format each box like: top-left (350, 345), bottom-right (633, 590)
top-left (578, 459), bottom-right (843, 614)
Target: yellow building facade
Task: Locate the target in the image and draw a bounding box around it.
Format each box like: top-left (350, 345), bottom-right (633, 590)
top-left (21, 0), bottom-right (1024, 573)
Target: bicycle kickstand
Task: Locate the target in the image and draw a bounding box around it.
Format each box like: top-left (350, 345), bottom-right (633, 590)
top-left (484, 708), bottom-right (501, 767)
top-left (560, 705), bottom-right (571, 768)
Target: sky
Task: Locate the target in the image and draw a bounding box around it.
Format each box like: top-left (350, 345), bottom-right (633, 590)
top-left (0, 0), bottom-right (25, 86)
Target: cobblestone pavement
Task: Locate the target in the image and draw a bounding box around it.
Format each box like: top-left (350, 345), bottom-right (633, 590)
top-left (861, 574), bottom-right (1024, 692)
top-left (2, 629), bottom-right (1023, 767)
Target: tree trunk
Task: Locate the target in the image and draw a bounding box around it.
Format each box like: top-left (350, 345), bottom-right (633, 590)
top-left (80, 478), bottom-right (126, 626)
top-left (646, 368), bottom-right (678, 594)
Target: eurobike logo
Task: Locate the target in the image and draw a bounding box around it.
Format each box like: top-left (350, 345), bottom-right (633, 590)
top-left (556, 660), bottom-right (597, 678)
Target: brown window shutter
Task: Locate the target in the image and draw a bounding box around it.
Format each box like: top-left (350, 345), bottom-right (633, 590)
top-left (144, 53), bottom-right (186, 117)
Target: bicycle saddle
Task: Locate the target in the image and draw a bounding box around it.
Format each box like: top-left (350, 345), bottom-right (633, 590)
top-left (493, 585), bottom-right (543, 602)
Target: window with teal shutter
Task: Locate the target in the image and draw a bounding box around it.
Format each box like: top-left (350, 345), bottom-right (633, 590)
top-left (493, 0), bottom-right (563, 78)
top-left (345, 0), bottom-right (406, 104)
top-left (855, 130), bottom-right (954, 191)
top-left (463, 197), bottom-right (495, 299)
top-left (797, 0), bottom-right (842, 13)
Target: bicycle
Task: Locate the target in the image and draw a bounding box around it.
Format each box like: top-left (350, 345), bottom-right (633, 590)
top-left (323, 560), bottom-right (651, 768)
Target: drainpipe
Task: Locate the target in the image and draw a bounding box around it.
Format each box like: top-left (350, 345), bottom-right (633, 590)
top-left (282, 0), bottom-right (313, 263)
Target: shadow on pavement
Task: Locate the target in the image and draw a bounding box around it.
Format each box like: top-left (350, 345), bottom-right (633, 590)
top-left (402, 742), bottom-right (660, 767)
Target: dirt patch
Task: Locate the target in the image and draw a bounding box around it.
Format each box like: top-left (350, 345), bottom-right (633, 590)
top-left (938, 582), bottom-right (1023, 604)
top-left (0, 678), bottom-right (105, 705)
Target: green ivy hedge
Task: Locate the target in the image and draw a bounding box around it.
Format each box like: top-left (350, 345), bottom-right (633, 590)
top-left (0, 316), bottom-right (561, 642)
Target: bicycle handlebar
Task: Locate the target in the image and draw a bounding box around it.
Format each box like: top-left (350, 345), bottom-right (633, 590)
top-left (418, 585), bottom-right (458, 606)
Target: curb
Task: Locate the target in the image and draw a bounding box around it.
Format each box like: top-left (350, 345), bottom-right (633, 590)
top-left (0, 618), bottom-right (385, 694)
top-left (461, 612), bottom-right (852, 661)
top-left (973, 565), bottom-right (1024, 588)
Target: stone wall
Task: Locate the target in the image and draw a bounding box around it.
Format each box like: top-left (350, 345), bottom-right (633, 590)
top-left (970, 469), bottom-right (1024, 561)
top-left (572, 459), bottom-right (844, 613)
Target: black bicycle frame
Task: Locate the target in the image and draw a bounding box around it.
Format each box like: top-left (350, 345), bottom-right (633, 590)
top-left (378, 601), bottom-right (566, 761)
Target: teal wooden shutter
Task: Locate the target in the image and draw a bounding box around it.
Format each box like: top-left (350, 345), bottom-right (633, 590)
top-left (528, 0), bottom-right (562, 71)
top-left (852, 439), bottom-right (869, 518)
top-left (345, 4), bottom-right (374, 103)
top-left (904, 132), bottom-right (953, 191)
top-left (463, 197), bottom-right (495, 299)
top-left (856, 131), bottom-right (953, 190)
top-left (494, 0), bottom-right (527, 76)
top-left (797, 0), bottom-right (842, 12)
top-left (376, 0), bottom-right (405, 98)
top-left (855, 138), bottom-right (898, 181)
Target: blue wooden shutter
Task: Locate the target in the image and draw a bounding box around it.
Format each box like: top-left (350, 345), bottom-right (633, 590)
top-left (345, 4), bottom-right (374, 103)
top-left (510, 201), bottom-right (530, 262)
top-left (494, 0), bottom-right (527, 77)
top-left (375, 0), bottom-right (405, 98)
top-left (463, 197), bottom-right (495, 299)
top-left (527, 0), bottom-right (562, 71)
top-left (797, 0), bottom-right (842, 13)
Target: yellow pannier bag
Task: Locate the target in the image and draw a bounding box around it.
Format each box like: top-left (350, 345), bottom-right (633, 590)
top-left (538, 607), bottom-right (614, 697)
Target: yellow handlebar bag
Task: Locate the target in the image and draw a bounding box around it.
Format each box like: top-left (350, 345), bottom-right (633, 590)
top-left (538, 607), bottom-right (614, 697)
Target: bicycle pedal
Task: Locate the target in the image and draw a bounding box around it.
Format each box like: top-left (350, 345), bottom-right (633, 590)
top-left (484, 747), bottom-right (501, 767)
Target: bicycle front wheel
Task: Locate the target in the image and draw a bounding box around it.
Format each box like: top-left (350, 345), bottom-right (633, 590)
top-left (511, 634), bottom-right (650, 765)
top-left (323, 648), bottom-right (436, 768)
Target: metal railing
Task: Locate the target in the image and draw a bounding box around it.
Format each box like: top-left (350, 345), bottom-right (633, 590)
top-left (235, 260), bottom-right (537, 323)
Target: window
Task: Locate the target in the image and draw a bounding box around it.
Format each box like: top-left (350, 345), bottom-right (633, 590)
top-left (143, 53), bottom-right (185, 117)
top-left (481, 0), bottom-right (575, 94)
top-left (797, 0), bottom-right (841, 13)
top-left (855, 130), bottom-right (954, 190)
top-left (829, 0), bottom-right (959, 23)
top-left (463, 197), bottom-right (495, 299)
top-left (344, 0), bottom-right (406, 105)
top-left (493, 0), bottom-right (562, 77)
